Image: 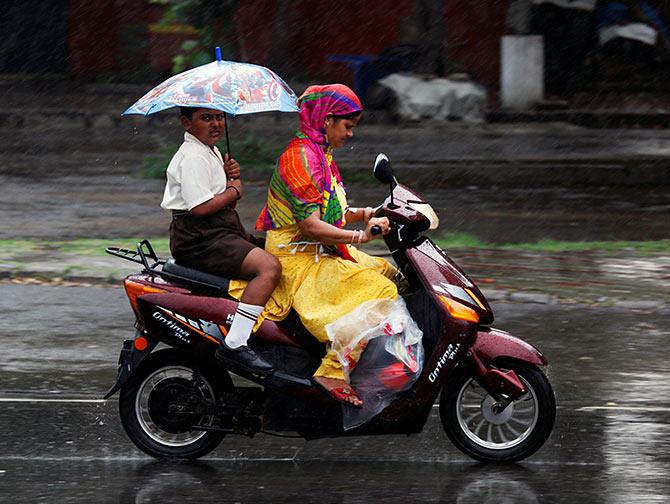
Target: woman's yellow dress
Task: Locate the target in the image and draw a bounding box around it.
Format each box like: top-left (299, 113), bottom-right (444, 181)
top-left (229, 175), bottom-right (397, 380)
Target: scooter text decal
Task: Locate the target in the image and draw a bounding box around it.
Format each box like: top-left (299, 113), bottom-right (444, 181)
top-left (153, 311), bottom-right (192, 344)
top-left (429, 343), bottom-right (461, 383)
top-left (152, 306), bottom-right (228, 345)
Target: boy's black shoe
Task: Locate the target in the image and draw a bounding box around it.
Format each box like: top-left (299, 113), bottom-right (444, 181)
top-left (215, 340), bottom-right (274, 375)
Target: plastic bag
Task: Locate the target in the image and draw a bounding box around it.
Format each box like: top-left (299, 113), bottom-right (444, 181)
top-left (325, 297), bottom-right (424, 430)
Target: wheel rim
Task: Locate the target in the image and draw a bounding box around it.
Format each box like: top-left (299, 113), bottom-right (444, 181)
top-left (135, 366), bottom-right (216, 447)
top-left (456, 374), bottom-right (538, 450)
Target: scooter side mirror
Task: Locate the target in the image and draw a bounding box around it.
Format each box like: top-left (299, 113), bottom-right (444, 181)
top-left (373, 153), bottom-right (396, 186)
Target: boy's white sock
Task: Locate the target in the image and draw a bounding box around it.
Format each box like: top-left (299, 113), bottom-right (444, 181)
top-left (225, 302), bottom-right (264, 348)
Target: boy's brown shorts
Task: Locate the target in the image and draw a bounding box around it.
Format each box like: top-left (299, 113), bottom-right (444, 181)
top-left (169, 206), bottom-right (263, 278)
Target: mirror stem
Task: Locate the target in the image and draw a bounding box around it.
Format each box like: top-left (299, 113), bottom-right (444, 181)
top-left (388, 181), bottom-right (399, 209)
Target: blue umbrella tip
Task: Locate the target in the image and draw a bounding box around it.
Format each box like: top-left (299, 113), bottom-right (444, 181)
top-left (215, 47), bottom-right (222, 62)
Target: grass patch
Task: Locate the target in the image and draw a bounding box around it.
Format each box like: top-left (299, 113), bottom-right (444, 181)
top-left (434, 233), bottom-right (491, 249)
top-left (435, 234), bottom-right (670, 254)
top-left (502, 239), bottom-right (670, 254)
top-left (139, 134), bottom-right (282, 180)
top-left (1, 236), bottom-right (668, 259)
top-left (57, 238), bottom-right (168, 256)
top-left (0, 240), bottom-right (40, 254)
top-left (0, 238), bottom-right (171, 257)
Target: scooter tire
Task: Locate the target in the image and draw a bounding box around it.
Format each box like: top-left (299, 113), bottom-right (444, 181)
top-left (119, 348), bottom-right (232, 459)
top-left (439, 360), bottom-right (556, 463)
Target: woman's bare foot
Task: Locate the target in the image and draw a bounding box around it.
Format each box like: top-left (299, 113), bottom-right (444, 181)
top-left (313, 376), bottom-right (363, 408)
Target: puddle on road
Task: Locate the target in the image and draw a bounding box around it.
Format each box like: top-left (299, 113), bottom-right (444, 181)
top-left (600, 256), bottom-right (670, 289)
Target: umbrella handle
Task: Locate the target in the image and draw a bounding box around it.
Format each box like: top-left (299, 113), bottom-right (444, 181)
top-left (224, 112), bottom-right (232, 161)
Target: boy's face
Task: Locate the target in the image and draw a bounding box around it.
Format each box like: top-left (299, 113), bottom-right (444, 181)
top-left (181, 108), bottom-right (226, 147)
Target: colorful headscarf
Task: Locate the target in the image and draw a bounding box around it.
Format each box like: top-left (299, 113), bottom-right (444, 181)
top-left (256, 84), bottom-right (363, 258)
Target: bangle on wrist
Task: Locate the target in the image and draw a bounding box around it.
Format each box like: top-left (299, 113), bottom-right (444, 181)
top-left (226, 185), bottom-right (241, 200)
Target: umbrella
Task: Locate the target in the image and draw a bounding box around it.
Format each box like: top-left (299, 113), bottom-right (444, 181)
top-left (123, 47), bottom-right (299, 155)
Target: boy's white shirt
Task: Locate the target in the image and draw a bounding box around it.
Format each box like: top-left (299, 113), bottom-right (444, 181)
top-left (161, 132), bottom-right (228, 211)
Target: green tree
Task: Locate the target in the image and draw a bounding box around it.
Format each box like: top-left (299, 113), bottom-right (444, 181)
top-left (155, 0), bottom-right (242, 73)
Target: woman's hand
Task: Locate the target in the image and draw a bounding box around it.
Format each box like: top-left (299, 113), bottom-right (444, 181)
top-left (223, 153), bottom-right (241, 180)
top-left (345, 206), bottom-right (374, 224)
top-left (363, 206), bottom-right (374, 224)
top-left (297, 212), bottom-right (391, 245)
top-left (363, 217), bottom-right (391, 242)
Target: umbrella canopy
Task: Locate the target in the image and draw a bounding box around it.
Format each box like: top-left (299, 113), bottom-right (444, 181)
top-left (123, 51), bottom-right (299, 117)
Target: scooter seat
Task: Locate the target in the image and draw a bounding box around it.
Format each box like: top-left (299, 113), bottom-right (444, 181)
top-left (162, 259), bottom-right (326, 358)
top-left (162, 259), bottom-right (230, 293)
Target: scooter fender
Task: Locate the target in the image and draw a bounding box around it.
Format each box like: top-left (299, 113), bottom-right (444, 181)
top-left (468, 327), bottom-right (548, 400)
top-left (103, 331), bottom-right (159, 399)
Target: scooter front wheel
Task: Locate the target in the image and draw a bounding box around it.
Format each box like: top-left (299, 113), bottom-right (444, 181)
top-left (439, 360), bottom-right (556, 462)
top-left (119, 348), bottom-right (231, 459)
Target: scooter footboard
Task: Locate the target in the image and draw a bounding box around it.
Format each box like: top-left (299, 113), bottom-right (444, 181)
top-left (468, 327), bottom-right (548, 399)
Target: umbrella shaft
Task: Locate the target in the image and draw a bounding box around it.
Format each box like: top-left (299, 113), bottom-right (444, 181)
top-left (224, 112), bottom-right (232, 159)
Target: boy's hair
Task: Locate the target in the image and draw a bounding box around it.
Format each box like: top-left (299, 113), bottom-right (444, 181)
top-left (180, 106), bottom-right (201, 120)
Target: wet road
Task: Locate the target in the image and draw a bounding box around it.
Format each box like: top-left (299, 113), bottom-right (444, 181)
top-left (1, 285), bottom-right (669, 503)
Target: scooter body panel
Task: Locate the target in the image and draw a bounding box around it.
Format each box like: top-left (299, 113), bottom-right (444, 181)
top-left (138, 291), bottom-right (304, 351)
top-left (471, 327), bottom-right (548, 367)
top-left (406, 237), bottom-right (494, 325)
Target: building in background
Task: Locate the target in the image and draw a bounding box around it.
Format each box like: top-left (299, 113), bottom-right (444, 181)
top-left (2, 0), bottom-right (670, 97)
top-left (0, 0), bottom-right (509, 86)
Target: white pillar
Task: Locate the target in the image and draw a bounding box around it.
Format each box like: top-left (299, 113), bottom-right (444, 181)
top-left (501, 35), bottom-right (544, 110)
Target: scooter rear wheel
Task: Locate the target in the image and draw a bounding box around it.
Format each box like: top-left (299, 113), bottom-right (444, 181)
top-left (439, 360), bottom-right (555, 462)
top-left (119, 348), bottom-right (231, 459)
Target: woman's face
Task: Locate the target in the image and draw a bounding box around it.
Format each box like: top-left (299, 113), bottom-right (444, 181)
top-left (324, 114), bottom-right (360, 149)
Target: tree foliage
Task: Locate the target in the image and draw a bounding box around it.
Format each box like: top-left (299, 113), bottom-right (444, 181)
top-left (155, 0), bottom-right (240, 73)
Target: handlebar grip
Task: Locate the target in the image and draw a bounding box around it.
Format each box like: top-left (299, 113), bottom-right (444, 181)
top-left (371, 225), bottom-right (382, 235)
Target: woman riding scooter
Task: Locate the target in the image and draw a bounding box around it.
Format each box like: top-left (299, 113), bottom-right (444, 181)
top-left (229, 84), bottom-right (396, 407)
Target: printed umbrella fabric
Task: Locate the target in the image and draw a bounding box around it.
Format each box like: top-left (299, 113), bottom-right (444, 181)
top-left (123, 59), bottom-right (299, 116)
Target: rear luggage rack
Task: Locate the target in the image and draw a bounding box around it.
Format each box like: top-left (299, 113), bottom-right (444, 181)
top-left (105, 240), bottom-right (229, 293)
top-left (106, 239), bottom-right (162, 271)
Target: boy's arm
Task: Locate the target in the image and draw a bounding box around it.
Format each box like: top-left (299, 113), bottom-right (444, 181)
top-left (190, 179), bottom-right (242, 218)
top-left (180, 153), bottom-right (242, 218)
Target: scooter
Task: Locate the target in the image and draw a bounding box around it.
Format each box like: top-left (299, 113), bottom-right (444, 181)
top-left (104, 153), bottom-right (556, 463)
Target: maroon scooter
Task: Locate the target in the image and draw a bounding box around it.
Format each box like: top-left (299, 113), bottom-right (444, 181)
top-left (105, 153), bottom-right (555, 462)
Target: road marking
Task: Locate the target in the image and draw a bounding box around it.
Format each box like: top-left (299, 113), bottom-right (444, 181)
top-left (576, 406), bottom-right (670, 413)
top-left (2, 398), bottom-right (667, 414)
top-left (0, 455), bottom-right (299, 462)
top-left (0, 398), bottom-right (106, 404)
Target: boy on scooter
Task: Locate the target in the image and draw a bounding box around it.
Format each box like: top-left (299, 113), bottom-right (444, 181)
top-left (160, 107), bottom-right (281, 374)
